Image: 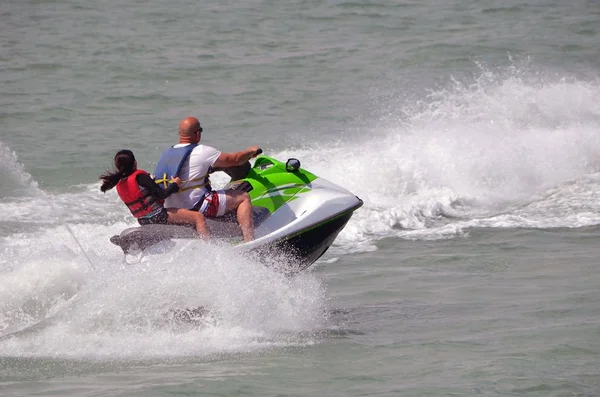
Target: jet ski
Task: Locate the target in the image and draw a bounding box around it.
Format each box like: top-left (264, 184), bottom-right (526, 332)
top-left (110, 153), bottom-right (363, 273)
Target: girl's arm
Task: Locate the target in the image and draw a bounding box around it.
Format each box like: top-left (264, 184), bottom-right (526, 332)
top-left (136, 173), bottom-right (179, 199)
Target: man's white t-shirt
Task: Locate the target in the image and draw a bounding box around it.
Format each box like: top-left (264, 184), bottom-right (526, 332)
top-left (164, 143), bottom-right (221, 209)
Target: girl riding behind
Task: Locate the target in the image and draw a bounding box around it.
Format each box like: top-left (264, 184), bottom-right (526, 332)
top-left (100, 149), bottom-right (209, 239)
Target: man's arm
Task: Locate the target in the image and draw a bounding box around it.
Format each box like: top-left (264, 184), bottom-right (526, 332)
top-left (212, 146), bottom-right (261, 168)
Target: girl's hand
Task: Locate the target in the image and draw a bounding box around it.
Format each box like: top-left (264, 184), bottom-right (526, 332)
top-left (172, 176), bottom-right (183, 187)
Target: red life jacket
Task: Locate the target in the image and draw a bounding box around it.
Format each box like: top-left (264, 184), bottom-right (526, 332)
top-left (116, 170), bottom-right (163, 218)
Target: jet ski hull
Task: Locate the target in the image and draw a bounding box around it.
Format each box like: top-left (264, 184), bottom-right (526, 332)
top-left (255, 205), bottom-right (360, 272)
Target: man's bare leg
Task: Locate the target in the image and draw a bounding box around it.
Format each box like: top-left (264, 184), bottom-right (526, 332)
top-left (225, 191), bottom-right (254, 242)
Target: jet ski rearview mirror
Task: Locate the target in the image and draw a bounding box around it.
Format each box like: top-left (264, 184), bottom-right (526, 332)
top-left (286, 158), bottom-right (301, 172)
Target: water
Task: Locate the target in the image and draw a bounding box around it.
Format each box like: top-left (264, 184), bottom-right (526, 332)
top-left (2, 1), bottom-right (600, 395)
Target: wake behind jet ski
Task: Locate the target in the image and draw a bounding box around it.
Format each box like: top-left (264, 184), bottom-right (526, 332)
top-left (110, 154), bottom-right (363, 273)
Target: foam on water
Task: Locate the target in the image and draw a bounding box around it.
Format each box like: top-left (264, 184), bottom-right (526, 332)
top-left (0, 242), bottom-right (328, 359)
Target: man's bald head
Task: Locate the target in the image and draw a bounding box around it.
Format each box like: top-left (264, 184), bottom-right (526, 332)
top-left (179, 117), bottom-right (201, 137)
top-left (178, 117), bottom-right (203, 143)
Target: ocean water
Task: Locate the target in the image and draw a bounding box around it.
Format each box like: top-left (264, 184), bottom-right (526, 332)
top-left (2, 1), bottom-right (600, 396)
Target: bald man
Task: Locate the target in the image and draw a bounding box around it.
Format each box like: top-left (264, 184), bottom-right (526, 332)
top-left (153, 117), bottom-right (261, 242)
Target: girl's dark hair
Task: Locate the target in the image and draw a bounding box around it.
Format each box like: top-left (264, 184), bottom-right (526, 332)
top-left (99, 150), bottom-right (136, 192)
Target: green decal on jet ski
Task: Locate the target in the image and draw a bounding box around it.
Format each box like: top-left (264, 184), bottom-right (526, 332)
top-left (239, 156), bottom-right (317, 214)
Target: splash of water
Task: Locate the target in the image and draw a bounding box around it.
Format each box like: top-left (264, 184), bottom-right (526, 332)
top-left (0, 239), bottom-right (329, 359)
top-left (285, 63), bottom-right (600, 243)
top-left (0, 142), bottom-right (41, 199)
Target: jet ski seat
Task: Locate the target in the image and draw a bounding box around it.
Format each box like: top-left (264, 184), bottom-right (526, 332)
top-left (110, 206), bottom-right (270, 255)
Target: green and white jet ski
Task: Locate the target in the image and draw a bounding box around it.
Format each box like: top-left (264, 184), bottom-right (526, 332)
top-left (110, 153), bottom-right (363, 273)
